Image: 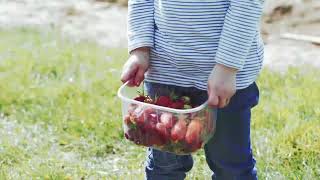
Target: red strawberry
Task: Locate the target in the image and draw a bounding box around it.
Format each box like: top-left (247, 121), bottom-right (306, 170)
top-left (171, 119), bottom-right (187, 141)
top-left (124, 115), bottom-right (137, 129)
top-left (148, 113), bottom-right (159, 124)
top-left (169, 100), bottom-right (184, 109)
top-left (124, 115), bottom-right (131, 125)
top-left (144, 107), bottom-right (155, 117)
top-left (132, 106), bottom-right (144, 115)
top-left (125, 128), bottom-right (137, 141)
top-left (124, 132), bottom-right (130, 140)
top-left (155, 96), bottom-right (172, 107)
top-left (134, 95), bottom-right (146, 102)
top-left (128, 104), bottom-right (138, 116)
top-left (134, 107), bottom-right (156, 129)
top-left (133, 128), bottom-right (146, 145)
top-left (185, 118), bottom-right (203, 145)
top-left (144, 113), bottom-right (158, 131)
top-left (188, 141), bottom-right (203, 152)
top-left (156, 122), bottom-right (170, 140)
top-left (141, 107), bottom-right (156, 127)
top-left (160, 112), bottom-right (176, 129)
top-left (145, 131), bottom-right (165, 146)
top-left (132, 106), bottom-right (145, 127)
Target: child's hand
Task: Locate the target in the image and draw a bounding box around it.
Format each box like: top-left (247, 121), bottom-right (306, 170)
top-left (121, 47), bottom-right (150, 87)
top-left (207, 64), bottom-right (237, 108)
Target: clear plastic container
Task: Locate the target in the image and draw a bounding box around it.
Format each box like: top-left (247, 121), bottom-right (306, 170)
top-left (118, 82), bottom-right (217, 155)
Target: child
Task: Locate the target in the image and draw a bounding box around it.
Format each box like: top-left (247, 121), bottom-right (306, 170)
top-left (121, 0), bottom-right (264, 179)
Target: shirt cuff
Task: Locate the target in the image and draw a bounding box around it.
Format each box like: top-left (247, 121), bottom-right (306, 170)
top-left (215, 49), bottom-right (246, 70)
top-left (128, 37), bottom-right (154, 53)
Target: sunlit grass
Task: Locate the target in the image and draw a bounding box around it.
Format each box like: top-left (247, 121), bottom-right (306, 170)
top-left (0, 28), bottom-right (126, 146)
top-left (0, 29), bottom-right (319, 179)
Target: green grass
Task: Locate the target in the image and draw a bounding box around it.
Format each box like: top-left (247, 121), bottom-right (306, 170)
top-left (0, 28), bottom-right (319, 179)
top-left (0, 28), bottom-right (125, 145)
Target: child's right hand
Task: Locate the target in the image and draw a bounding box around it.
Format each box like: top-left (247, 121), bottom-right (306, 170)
top-left (121, 47), bottom-right (150, 87)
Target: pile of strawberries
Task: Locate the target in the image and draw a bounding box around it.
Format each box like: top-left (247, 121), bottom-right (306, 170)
top-left (134, 93), bottom-right (193, 110)
top-left (123, 93), bottom-right (213, 154)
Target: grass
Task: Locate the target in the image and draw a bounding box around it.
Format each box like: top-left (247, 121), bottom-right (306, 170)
top-left (0, 28), bottom-right (319, 179)
top-left (0, 28), bottom-right (125, 145)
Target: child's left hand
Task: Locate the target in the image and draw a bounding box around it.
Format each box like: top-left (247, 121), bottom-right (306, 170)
top-left (207, 64), bottom-right (237, 108)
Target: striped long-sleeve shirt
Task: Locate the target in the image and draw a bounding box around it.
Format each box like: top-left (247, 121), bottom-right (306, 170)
top-left (128, 0), bottom-right (264, 90)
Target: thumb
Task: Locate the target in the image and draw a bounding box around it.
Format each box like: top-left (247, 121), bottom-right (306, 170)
top-left (134, 67), bottom-right (146, 86)
top-left (208, 89), bottom-right (219, 107)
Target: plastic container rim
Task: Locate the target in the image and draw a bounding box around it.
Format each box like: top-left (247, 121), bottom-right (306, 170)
top-left (117, 82), bottom-right (209, 114)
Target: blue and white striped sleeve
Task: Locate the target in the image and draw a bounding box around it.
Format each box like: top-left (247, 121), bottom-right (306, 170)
top-left (215, 0), bottom-right (264, 70)
top-left (127, 0), bottom-right (154, 53)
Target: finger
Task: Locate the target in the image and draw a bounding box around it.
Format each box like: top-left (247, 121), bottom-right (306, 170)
top-left (120, 67), bottom-right (134, 83)
top-left (134, 67), bottom-right (146, 86)
top-left (218, 96), bottom-right (227, 108)
top-left (225, 98), bottom-right (230, 106)
top-left (121, 65), bottom-right (137, 84)
top-left (208, 92), bottom-right (219, 107)
top-left (127, 79), bottom-right (136, 87)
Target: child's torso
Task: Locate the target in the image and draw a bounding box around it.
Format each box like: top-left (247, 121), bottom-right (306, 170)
top-left (146, 0), bottom-right (264, 90)
top-left (154, 0), bottom-right (230, 41)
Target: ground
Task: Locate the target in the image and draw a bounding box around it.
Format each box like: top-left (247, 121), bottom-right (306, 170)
top-left (0, 1), bottom-right (320, 179)
top-left (0, 0), bottom-right (127, 48)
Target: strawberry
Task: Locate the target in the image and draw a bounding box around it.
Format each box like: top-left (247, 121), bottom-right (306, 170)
top-left (156, 122), bottom-right (170, 141)
top-left (145, 131), bottom-right (165, 146)
top-left (134, 95), bottom-right (146, 102)
top-left (185, 118), bottom-right (203, 145)
top-left (148, 113), bottom-right (159, 124)
top-left (133, 128), bottom-right (145, 145)
top-left (124, 115), bottom-right (131, 125)
top-left (144, 113), bottom-right (158, 131)
top-left (132, 106), bottom-right (145, 127)
top-left (124, 115), bottom-right (137, 129)
top-left (133, 107), bottom-right (156, 129)
top-left (125, 128), bottom-right (138, 142)
top-left (124, 128), bottom-right (143, 143)
top-left (188, 141), bottom-right (203, 152)
top-left (155, 96), bottom-right (172, 107)
top-left (128, 104), bottom-right (138, 116)
top-left (144, 107), bottom-right (155, 117)
top-left (124, 132), bottom-right (130, 140)
top-left (160, 112), bottom-right (177, 129)
top-left (169, 100), bottom-right (184, 109)
top-left (171, 119), bottom-right (187, 141)
top-left (124, 129), bottom-right (133, 140)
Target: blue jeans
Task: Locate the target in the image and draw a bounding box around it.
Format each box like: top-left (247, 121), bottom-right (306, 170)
top-left (144, 81), bottom-right (259, 180)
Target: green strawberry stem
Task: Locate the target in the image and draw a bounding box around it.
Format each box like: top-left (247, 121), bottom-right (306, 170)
top-left (169, 91), bottom-right (179, 102)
